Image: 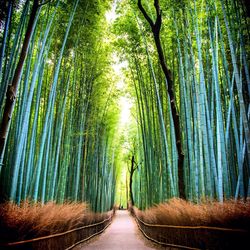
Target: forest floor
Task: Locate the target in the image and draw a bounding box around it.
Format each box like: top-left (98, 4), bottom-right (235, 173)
top-left (73, 210), bottom-right (173, 250)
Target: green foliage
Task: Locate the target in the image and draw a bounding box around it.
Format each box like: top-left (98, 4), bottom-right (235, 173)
top-left (114, 0), bottom-right (250, 208)
top-left (0, 0), bottom-right (249, 213)
top-left (0, 0), bottom-right (120, 212)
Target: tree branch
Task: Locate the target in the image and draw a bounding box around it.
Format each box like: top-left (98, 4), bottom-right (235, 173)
top-left (138, 0), bottom-right (162, 35)
top-left (154, 0), bottom-right (161, 17)
top-left (154, 0), bottom-right (162, 34)
top-left (133, 160), bottom-right (139, 171)
top-left (138, 0), bottom-right (154, 28)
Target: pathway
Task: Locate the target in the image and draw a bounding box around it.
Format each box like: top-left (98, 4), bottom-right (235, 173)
top-left (75, 210), bottom-right (157, 250)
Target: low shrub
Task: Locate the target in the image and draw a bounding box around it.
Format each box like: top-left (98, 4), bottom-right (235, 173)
top-left (0, 201), bottom-right (111, 243)
top-left (134, 198), bottom-right (250, 229)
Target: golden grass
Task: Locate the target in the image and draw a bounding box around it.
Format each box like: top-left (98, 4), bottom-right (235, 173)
top-left (0, 201), bottom-right (111, 243)
top-left (134, 198), bottom-right (250, 229)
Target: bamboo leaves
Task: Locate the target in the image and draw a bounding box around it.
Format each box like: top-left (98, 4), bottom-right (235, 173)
top-left (0, 0), bottom-right (119, 212)
top-left (115, 0), bottom-right (250, 207)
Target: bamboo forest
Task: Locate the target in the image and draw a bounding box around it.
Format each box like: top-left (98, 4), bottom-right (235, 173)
top-left (0, 0), bottom-right (249, 249)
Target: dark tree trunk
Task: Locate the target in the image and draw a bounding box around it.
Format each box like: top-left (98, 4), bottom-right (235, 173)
top-left (0, 0), bottom-right (40, 164)
top-left (129, 155), bottom-right (136, 206)
top-left (138, 0), bottom-right (186, 199)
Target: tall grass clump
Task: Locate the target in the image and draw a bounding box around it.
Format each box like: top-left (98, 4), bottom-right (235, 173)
top-left (134, 198), bottom-right (250, 230)
top-left (0, 201), bottom-right (112, 243)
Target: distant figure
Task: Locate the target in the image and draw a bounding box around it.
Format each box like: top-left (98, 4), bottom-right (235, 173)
top-left (119, 204), bottom-right (123, 210)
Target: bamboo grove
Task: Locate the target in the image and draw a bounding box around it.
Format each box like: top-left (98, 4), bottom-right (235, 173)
top-left (0, 0), bottom-right (249, 213)
top-left (114, 0), bottom-right (250, 209)
top-left (0, 0), bottom-right (120, 212)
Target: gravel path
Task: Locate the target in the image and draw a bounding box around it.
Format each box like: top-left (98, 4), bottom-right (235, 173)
top-left (74, 210), bottom-right (157, 250)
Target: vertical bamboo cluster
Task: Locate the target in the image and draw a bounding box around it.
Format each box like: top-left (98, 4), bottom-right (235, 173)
top-left (0, 0), bottom-right (118, 212)
top-left (115, 0), bottom-right (249, 208)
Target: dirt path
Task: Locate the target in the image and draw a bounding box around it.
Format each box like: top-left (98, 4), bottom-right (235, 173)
top-left (74, 210), bottom-right (158, 250)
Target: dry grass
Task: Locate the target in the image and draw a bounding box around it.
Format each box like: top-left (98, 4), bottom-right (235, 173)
top-left (0, 201), bottom-right (112, 243)
top-left (134, 198), bottom-right (250, 230)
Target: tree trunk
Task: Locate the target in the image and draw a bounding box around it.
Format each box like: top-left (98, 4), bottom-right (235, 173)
top-left (138, 0), bottom-right (186, 199)
top-left (0, 0), bottom-right (39, 165)
top-left (129, 155), bottom-right (135, 206)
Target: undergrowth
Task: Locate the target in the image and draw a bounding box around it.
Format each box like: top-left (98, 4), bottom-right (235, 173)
top-left (134, 198), bottom-right (250, 230)
top-left (0, 201), bottom-right (112, 243)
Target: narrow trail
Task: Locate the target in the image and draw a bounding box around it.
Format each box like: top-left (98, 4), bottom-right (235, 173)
top-left (75, 210), bottom-right (157, 250)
